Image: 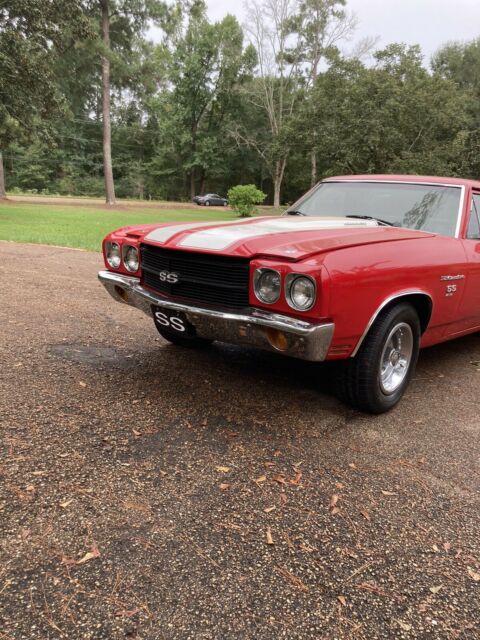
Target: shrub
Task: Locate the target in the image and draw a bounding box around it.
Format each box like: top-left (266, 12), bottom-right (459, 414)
top-left (227, 184), bottom-right (266, 217)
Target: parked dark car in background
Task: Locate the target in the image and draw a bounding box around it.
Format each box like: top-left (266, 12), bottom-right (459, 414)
top-left (193, 193), bottom-right (228, 206)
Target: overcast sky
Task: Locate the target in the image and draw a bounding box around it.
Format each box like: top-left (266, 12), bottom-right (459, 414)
top-left (205, 0), bottom-right (480, 63)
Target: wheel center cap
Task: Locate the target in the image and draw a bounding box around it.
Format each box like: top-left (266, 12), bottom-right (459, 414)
top-left (390, 351), bottom-right (400, 366)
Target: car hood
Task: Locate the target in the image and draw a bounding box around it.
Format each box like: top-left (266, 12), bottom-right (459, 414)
top-left (139, 216), bottom-right (435, 261)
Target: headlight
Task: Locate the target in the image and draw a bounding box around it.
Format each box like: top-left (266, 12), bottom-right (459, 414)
top-left (106, 242), bottom-right (121, 269)
top-left (123, 245), bottom-right (139, 272)
top-left (286, 274), bottom-right (316, 311)
top-left (254, 268), bottom-right (281, 304)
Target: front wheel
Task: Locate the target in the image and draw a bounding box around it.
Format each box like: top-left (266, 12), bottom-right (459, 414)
top-left (335, 303), bottom-right (420, 413)
top-left (205, 200), bottom-right (210, 206)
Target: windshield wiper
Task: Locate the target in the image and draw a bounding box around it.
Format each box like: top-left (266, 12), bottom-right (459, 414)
top-left (285, 210), bottom-right (306, 216)
top-left (346, 214), bottom-right (394, 227)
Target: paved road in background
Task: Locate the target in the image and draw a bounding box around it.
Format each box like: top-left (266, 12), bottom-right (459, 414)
top-left (1, 242), bottom-right (479, 639)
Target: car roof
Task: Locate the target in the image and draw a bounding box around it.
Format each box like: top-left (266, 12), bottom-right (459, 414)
top-left (323, 174), bottom-right (480, 189)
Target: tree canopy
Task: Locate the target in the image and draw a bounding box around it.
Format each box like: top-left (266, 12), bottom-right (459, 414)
top-left (1, 0), bottom-right (480, 204)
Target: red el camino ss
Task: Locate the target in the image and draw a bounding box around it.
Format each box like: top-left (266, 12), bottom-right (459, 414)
top-left (99, 175), bottom-right (480, 413)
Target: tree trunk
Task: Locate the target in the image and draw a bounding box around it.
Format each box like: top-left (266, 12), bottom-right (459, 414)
top-left (190, 171), bottom-right (195, 200)
top-left (310, 149), bottom-right (317, 188)
top-left (101, 0), bottom-right (115, 205)
top-left (0, 151), bottom-right (6, 199)
top-left (273, 158), bottom-right (286, 208)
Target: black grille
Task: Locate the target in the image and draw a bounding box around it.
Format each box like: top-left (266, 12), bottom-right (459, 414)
top-left (140, 244), bottom-right (250, 309)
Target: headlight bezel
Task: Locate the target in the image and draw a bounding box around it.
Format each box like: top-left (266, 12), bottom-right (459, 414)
top-left (253, 267), bottom-right (282, 305)
top-left (285, 273), bottom-right (317, 311)
top-left (123, 244), bottom-right (139, 273)
top-left (106, 241), bottom-right (122, 269)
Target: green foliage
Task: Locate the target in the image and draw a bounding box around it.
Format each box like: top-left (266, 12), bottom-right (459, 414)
top-left (3, 1), bottom-right (480, 206)
top-left (227, 184), bottom-right (266, 217)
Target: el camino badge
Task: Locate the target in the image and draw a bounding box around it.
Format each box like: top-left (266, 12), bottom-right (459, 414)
top-left (440, 274), bottom-right (464, 297)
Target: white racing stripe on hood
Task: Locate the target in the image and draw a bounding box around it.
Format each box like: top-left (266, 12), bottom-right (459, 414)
top-left (145, 218), bottom-right (256, 244)
top-left (178, 217), bottom-right (378, 251)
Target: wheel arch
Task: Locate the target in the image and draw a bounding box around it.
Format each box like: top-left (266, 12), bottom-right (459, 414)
top-left (351, 290), bottom-right (433, 357)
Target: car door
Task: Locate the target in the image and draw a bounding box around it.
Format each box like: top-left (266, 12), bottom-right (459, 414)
top-left (457, 191), bottom-right (480, 331)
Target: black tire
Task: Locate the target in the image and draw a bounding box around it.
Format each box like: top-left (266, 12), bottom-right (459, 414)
top-left (154, 322), bottom-right (212, 348)
top-left (335, 303), bottom-right (420, 414)
top-left (205, 200), bottom-right (210, 206)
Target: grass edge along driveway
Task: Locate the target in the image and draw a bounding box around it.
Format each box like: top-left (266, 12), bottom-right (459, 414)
top-left (0, 201), bottom-right (240, 251)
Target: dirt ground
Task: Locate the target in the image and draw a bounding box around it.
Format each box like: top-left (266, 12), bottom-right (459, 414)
top-left (0, 242), bottom-right (479, 639)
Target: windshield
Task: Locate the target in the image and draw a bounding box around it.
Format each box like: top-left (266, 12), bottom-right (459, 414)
top-left (289, 181), bottom-right (462, 236)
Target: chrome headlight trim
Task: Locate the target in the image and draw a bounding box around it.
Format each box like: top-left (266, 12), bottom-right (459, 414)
top-left (106, 241), bottom-right (121, 269)
top-left (253, 267), bottom-right (281, 304)
top-left (285, 273), bottom-right (316, 311)
top-left (123, 244), bottom-right (139, 273)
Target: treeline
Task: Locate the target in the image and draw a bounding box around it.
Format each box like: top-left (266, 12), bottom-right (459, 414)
top-left (1, 0), bottom-right (480, 206)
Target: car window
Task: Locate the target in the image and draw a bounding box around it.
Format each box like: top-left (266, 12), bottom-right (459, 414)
top-left (467, 193), bottom-right (480, 239)
top-left (289, 182), bottom-right (462, 237)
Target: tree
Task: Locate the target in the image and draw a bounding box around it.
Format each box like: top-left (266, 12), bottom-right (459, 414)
top-left (0, 0), bottom-right (89, 197)
top-left (288, 0), bottom-right (356, 186)
top-left (151, 1), bottom-right (255, 199)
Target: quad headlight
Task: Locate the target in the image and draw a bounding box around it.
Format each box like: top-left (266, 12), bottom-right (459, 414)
top-left (123, 245), bottom-right (139, 272)
top-left (286, 274), bottom-right (316, 311)
top-left (254, 268), bottom-right (281, 304)
top-left (106, 241), bottom-right (121, 269)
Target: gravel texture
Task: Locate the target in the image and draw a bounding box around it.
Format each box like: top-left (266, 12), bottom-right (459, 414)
top-left (0, 241), bottom-right (479, 639)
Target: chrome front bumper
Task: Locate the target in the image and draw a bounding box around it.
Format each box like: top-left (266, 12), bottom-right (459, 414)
top-left (98, 270), bottom-right (334, 361)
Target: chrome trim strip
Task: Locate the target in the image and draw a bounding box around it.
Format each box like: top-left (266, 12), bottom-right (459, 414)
top-left (98, 270), bottom-right (335, 361)
top-left (350, 289), bottom-right (433, 358)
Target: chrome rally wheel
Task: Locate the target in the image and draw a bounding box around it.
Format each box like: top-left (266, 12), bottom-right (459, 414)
top-left (379, 322), bottom-right (414, 394)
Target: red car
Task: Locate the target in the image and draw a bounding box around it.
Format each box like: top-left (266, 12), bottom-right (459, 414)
top-left (99, 175), bottom-right (480, 413)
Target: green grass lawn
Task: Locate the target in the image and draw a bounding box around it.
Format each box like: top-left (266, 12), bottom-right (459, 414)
top-left (0, 202), bottom-right (239, 251)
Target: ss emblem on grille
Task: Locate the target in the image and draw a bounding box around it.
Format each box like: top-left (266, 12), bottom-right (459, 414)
top-left (159, 270), bottom-right (179, 284)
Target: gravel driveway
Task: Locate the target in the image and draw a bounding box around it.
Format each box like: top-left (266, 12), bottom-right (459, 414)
top-left (0, 242), bottom-right (479, 639)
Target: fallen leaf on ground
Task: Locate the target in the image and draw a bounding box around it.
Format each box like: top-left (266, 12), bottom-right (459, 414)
top-left (467, 566), bottom-right (480, 582)
top-left (429, 585), bottom-right (443, 594)
top-left (329, 494), bottom-right (340, 510)
top-left (348, 463), bottom-right (356, 469)
top-left (215, 466), bottom-right (230, 473)
top-left (337, 595), bottom-right (347, 606)
top-left (432, 544), bottom-right (440, 553)
top-left (264, 506), bottom-right (276, 513)
top-left (273, 474), bottom-right (287, 485)
top-left (132, 429), bottom-right (142, 437)
top-left (79, 381), bottom-right (87, 387)
top-left (360, 509), bottom-right (371, 521)
top-left (32, 470), bottom-right (47, 476)
top-left (76, 544), bottom-right (100, 565)
top-left (264, 461), bottom-right (275, 468)
top-left (266, 528), bottom-right (274, 545)
top-left (443, 542), bottom-right (451, 552)
top-left (290, 471), bottom-right (303, 486)
top-left (60, 499), bottom-right (73, 509)
top-left (255, 475), bottom-right (266, 484)
top-left (381, 490), bottom-right (397, 496)
top-left (219, 483), bottom-right (230, 491)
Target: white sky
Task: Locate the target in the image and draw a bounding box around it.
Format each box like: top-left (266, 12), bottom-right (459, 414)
top-left (205, 0), bottom-right (480, 64)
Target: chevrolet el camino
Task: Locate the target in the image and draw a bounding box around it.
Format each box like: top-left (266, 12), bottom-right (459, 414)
top-left (98, 175), bottom-right (480, 413)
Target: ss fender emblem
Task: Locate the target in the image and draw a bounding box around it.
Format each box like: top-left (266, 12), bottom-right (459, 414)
top-left (159, 270), bottom-right (179, 283)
